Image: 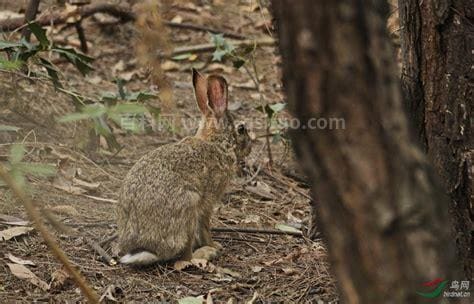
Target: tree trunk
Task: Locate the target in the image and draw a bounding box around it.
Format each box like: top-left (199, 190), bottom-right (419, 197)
top-left (399, 0), bottom-right (474, 277)
top-left (272, 1), bottom-right (460, 303)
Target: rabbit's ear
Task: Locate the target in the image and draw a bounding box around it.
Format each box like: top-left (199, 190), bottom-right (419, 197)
top-left (207, 75), bottom-right (228, 118)
top-left (192, 68), bottom-right (209, 115)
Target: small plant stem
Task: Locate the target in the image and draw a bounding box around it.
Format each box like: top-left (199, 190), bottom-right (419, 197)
top-left (0, 164), bottom-right (100, 303)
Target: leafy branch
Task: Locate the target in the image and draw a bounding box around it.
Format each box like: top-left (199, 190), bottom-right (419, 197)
top-left (0, 22), bottom-right (93, 88)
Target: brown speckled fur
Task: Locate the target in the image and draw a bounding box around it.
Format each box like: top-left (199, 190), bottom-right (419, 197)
top-left (116, 70), bottom-right (251, 263)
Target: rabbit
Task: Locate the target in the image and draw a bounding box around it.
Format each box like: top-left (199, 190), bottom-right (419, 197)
top-left (116, 69), bottom-right (252, 266)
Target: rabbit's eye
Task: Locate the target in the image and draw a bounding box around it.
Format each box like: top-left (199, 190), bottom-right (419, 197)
top-left (237, 124), bottom-right (246, 135)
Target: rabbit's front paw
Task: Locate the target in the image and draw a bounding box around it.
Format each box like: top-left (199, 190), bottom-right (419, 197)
top-left (192, 245), bottom-right (221, 261)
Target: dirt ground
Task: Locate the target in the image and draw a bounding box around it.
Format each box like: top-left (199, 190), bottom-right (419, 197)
top-left (0, 1), bottom-right (338, 303)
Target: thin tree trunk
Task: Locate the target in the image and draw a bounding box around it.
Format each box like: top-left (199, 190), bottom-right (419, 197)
top-left (399, 0), bottom-right (474, 277)
top-left (272, 1), bottom-right (460, 303)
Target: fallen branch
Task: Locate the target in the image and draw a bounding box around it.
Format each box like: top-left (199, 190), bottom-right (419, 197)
top-left (169, 37), bottom-right (276, 56)
top-left (0, 3), bottom-right (135, 32)
top-left (0, 3), bottom-right (245, 40)
top-left (39, 210), bottom-right (117, 266)
top-left (212, 227), bottom-right (303, 237)
top-left (163, 21), bottom-right (245, 40)
top-left (96, 224), bottom-right (303, 249)
top-left (0, 164), bottom-right (99, 303)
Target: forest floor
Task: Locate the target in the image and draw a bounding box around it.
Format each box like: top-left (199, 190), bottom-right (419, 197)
top-left (0, 1), bottom-right (340, 303)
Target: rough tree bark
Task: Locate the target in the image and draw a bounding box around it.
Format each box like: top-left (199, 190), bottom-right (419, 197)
top-left (272, 1), bottom-right (461, 303)
top-left (399, 0), bottom-right (474, 277)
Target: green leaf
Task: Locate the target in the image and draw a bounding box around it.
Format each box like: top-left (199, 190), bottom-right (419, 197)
top-left (268, 102), bottom-right (286, 113)
top-left (0, 125), bottom-right (20, 132)
top-left (9, 144), bottom-right (25, 164)
top-left (0, 41), bottom-right (23, 50)
top-left (27, 22), bottom-right (49, 49)
top-left (15, 47), bottom-right (39, 62)
top-left (16, 163), bottom-right (56, 176)
top-left (115, 78), bottom-right (126, 99)
top-left (108, 103), bottom-right (147, 114)
top-left (52, 47), bottom-right (94, 75)
top-left (93, 116), bottom-right (111, 135)
top-left (57, 112), bottom-right (91, 122)
top-left (126, 91), bottom-right (158, 102)
top-left (10, 168), bottom-right (26, 189)
top-left (0, 58), bottom-right (23, 70)
top-left (39, 57), bottom-right (62, 88)
top-left (256, 103), bottom-right (286, 119)
top-left (275, 223), bottom-right (302, 234)
top-left (172, 53), bottom-right (193, 61)
top-left (177, 297), bottom-right (204, 304)
top-left (212, 49), bottom-right (227, 62)
top-left (232, 58), bottom-right (245, 69)
top-left (210, 33), bottom-right (226, 47)
top-left (272, 133), bottom-right (282, 144)
top-left (58, 104), bottom-right (106, 122)
top-left (99, 92), bottom-right (118, 103)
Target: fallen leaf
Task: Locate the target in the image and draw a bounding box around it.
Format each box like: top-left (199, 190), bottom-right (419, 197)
top-left (112, 60), bottom-right (125, 74)
top-left (85, 75), bottom-right (102, 85)
top-left (0, 226), bottom-right (34, 241)
top-left (50, 267), bottom-right (70, 290)
top-left (192, 246), bottom-right (220, 261)
top-left (244, 182), bottom-right (275, 200)
top-left (72, 178), bottom-right (100, 191)
top-left (251, 266), bottom-right (263, 273)
top-left (205, 63), bottom-right (233, 74)
top-left (216, 266), bottom-right (241, 278)
top-left (234, 79), bottom-right (258, 90)
top-left (275, 223), bottom-right (302, 234)
top-left (7, 253), bottom-right (36, 266)
top-left (49, 205), bottom-right (80, 217)
top-left (119, 70), bottom-right (136, 81)
top-left (246, 291), bottom-right (259, 304)
top-left (188, 54), bottom-right (198, 61)
top-left (206, 292), bottom-right (214, 304)
top-left (7, 263), bottom-right (49, 291)
top-left (282, 267), bottom-right (298, 275)
top-left (227, 100), bottom-right (242, 111)
top-left (0, 214), bottom-right (29, 226)
top-left (99, 285), bottom-right (124, 302)
top-left (174, 260), bottom-right (193, 271)
top-left (0, 10), bottom-right (23, 19)
top-left (53, 179), bottom-right (87, 195)
top-left (171, 15), bottom-right (183, 23)
top-left (191, 258), bottom-right (217, 273)
top-left (161, 60), bottom-right (180, 71)
top-left (242, 214), bottom-right (260, 224)
top-left (178, 297), bottom-right (204, 304)
top-left (52, 159), bottom-right (99, 195)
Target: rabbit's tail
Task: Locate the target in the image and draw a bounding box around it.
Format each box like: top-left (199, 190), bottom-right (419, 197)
top-left (120, 251), bottom-right (159, 265)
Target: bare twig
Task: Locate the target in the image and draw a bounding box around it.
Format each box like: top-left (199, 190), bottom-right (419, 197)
top-left (212, 227), bottom-right (303, 237)
top-left (164, 21), bottom-right (245, 40)
top-left (169, 37), bottom-right (275, 56)
top-left (0, 164), bottom-right (99, 303)
top-left (74, 21), bottom-right (88, 53)
top-left (83, 237), bottom-right (117, 266)
top-left (21, 0), bottom-right (41, 41)
top-left (40, 209), bottom-right (117, 266)
top-left (0, 3), bottom-right (135, 32)
top-left (0, 3), bottom-right (245, 41)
